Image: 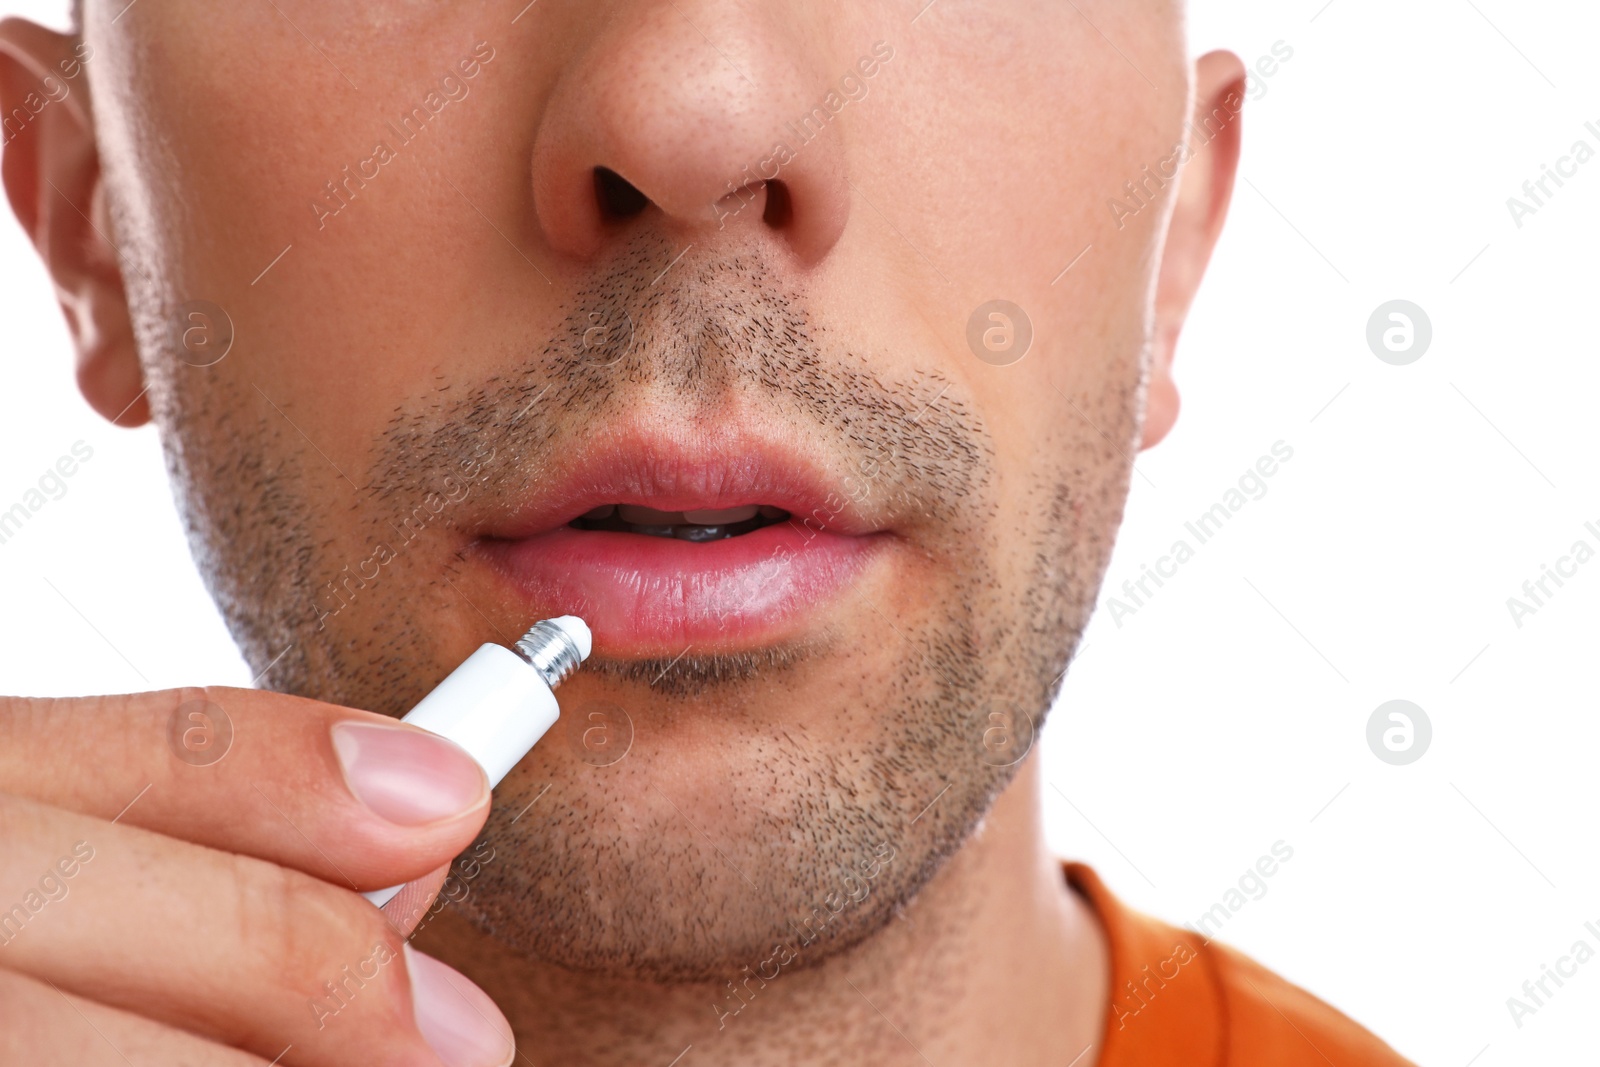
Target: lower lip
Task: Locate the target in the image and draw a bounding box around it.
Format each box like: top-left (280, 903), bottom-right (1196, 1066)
top-left (475, 521), bottom-right (884, 655)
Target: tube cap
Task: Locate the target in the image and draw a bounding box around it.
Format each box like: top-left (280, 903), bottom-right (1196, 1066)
top-left (546, 614), bottom-right (592, 661)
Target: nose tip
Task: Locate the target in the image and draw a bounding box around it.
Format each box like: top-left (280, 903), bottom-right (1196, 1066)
top-left (529, 4), bottom-right (850, 266)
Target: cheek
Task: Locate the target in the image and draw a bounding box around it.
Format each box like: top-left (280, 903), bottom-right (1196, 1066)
top-left (101, 4), bottom-right (542, 472)
top-left (840, 12), bottom-right (1180, 538)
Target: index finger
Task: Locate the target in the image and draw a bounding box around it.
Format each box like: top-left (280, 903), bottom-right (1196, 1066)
top-left (0, 687), bottom-right (492, 893)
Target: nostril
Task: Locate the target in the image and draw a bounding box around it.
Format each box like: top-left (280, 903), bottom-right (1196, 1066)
top-left (594, 166), bottom-right (650, 220)
top-left (762, 179), bottom-right (793, 229)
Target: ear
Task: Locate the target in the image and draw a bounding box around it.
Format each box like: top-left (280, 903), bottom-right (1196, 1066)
top-left (0, 17), bottom-right (148, 426)
top-left (1141, 50), bottom-right (1245, 451)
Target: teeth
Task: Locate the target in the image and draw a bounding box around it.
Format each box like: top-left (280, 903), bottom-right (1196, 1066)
top-left (575, 503), bottom-right (790, 537)
top-left (616, 504), bottom-right (682, 525)
top-left (676, 525), bottom-right (731, 542)
top-left (616, 504), bottom-right (769, 526)
top-left (681, 506), bottom-right (760, 525)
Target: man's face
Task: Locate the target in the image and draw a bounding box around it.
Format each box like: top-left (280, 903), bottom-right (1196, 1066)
top-left (84, 0), bottom-right (1190, 978)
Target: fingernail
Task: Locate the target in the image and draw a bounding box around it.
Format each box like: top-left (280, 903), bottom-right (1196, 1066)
top-left (406, 945), bottom-right (515, 1067)
top-left (331, 721), bottom-right (488, 826)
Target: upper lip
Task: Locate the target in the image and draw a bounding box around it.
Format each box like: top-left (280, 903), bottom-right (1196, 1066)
top-left (475, 424), bottom-right (884, 542)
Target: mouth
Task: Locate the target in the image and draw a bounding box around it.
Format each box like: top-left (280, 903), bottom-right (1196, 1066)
top-left (567, 503), bottom-right (793, 542)
top-left (470, 431), bottom-right (891, 658)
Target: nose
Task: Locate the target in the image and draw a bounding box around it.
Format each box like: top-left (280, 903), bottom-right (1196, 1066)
top-left (530, 2), bottom-right (851, 266)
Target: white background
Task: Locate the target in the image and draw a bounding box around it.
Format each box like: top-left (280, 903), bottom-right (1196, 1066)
top-left (2, 1), bottom-right (1596, 1063)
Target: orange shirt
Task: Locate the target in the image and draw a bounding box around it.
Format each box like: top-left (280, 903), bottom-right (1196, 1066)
top-left (1067, 864), bottom-right (1416, 1065)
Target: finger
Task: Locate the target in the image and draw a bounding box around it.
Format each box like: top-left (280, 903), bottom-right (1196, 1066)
top-left (0, 967), bottom-right (270, 1066)
top-left (0, 793), bottom-right (515, 1067)
top-left (0, 688), bottom-right (490, 890)
top-left (380, 861), bottom-right (453, 938)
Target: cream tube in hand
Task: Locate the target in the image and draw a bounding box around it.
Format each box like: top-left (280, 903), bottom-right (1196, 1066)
top-left (363, 615), bottom-right (592, 908)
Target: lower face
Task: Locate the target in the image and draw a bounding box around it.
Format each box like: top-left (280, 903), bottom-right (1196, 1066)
top-left (93, 1), bottom-right (1183, 978)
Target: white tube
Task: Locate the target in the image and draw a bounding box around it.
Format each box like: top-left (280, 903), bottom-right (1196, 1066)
top-left (363, 616), bottom-right (591, 908)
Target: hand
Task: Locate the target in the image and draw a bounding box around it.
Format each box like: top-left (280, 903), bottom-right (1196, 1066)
top-left (0, 686), bottom-right (516, 1067)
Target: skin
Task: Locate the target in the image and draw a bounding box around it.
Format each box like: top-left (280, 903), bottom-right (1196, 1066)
top-left (0, 2), bottom-right (1243, 1065)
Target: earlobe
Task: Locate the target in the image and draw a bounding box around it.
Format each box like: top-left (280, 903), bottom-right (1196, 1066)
top-left (1142, 363), bottom-right (1180, 450)
top-left (0, 17), bottom-right (148, 427)
top-left (1140, 49), bottom-right (1246, 451)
